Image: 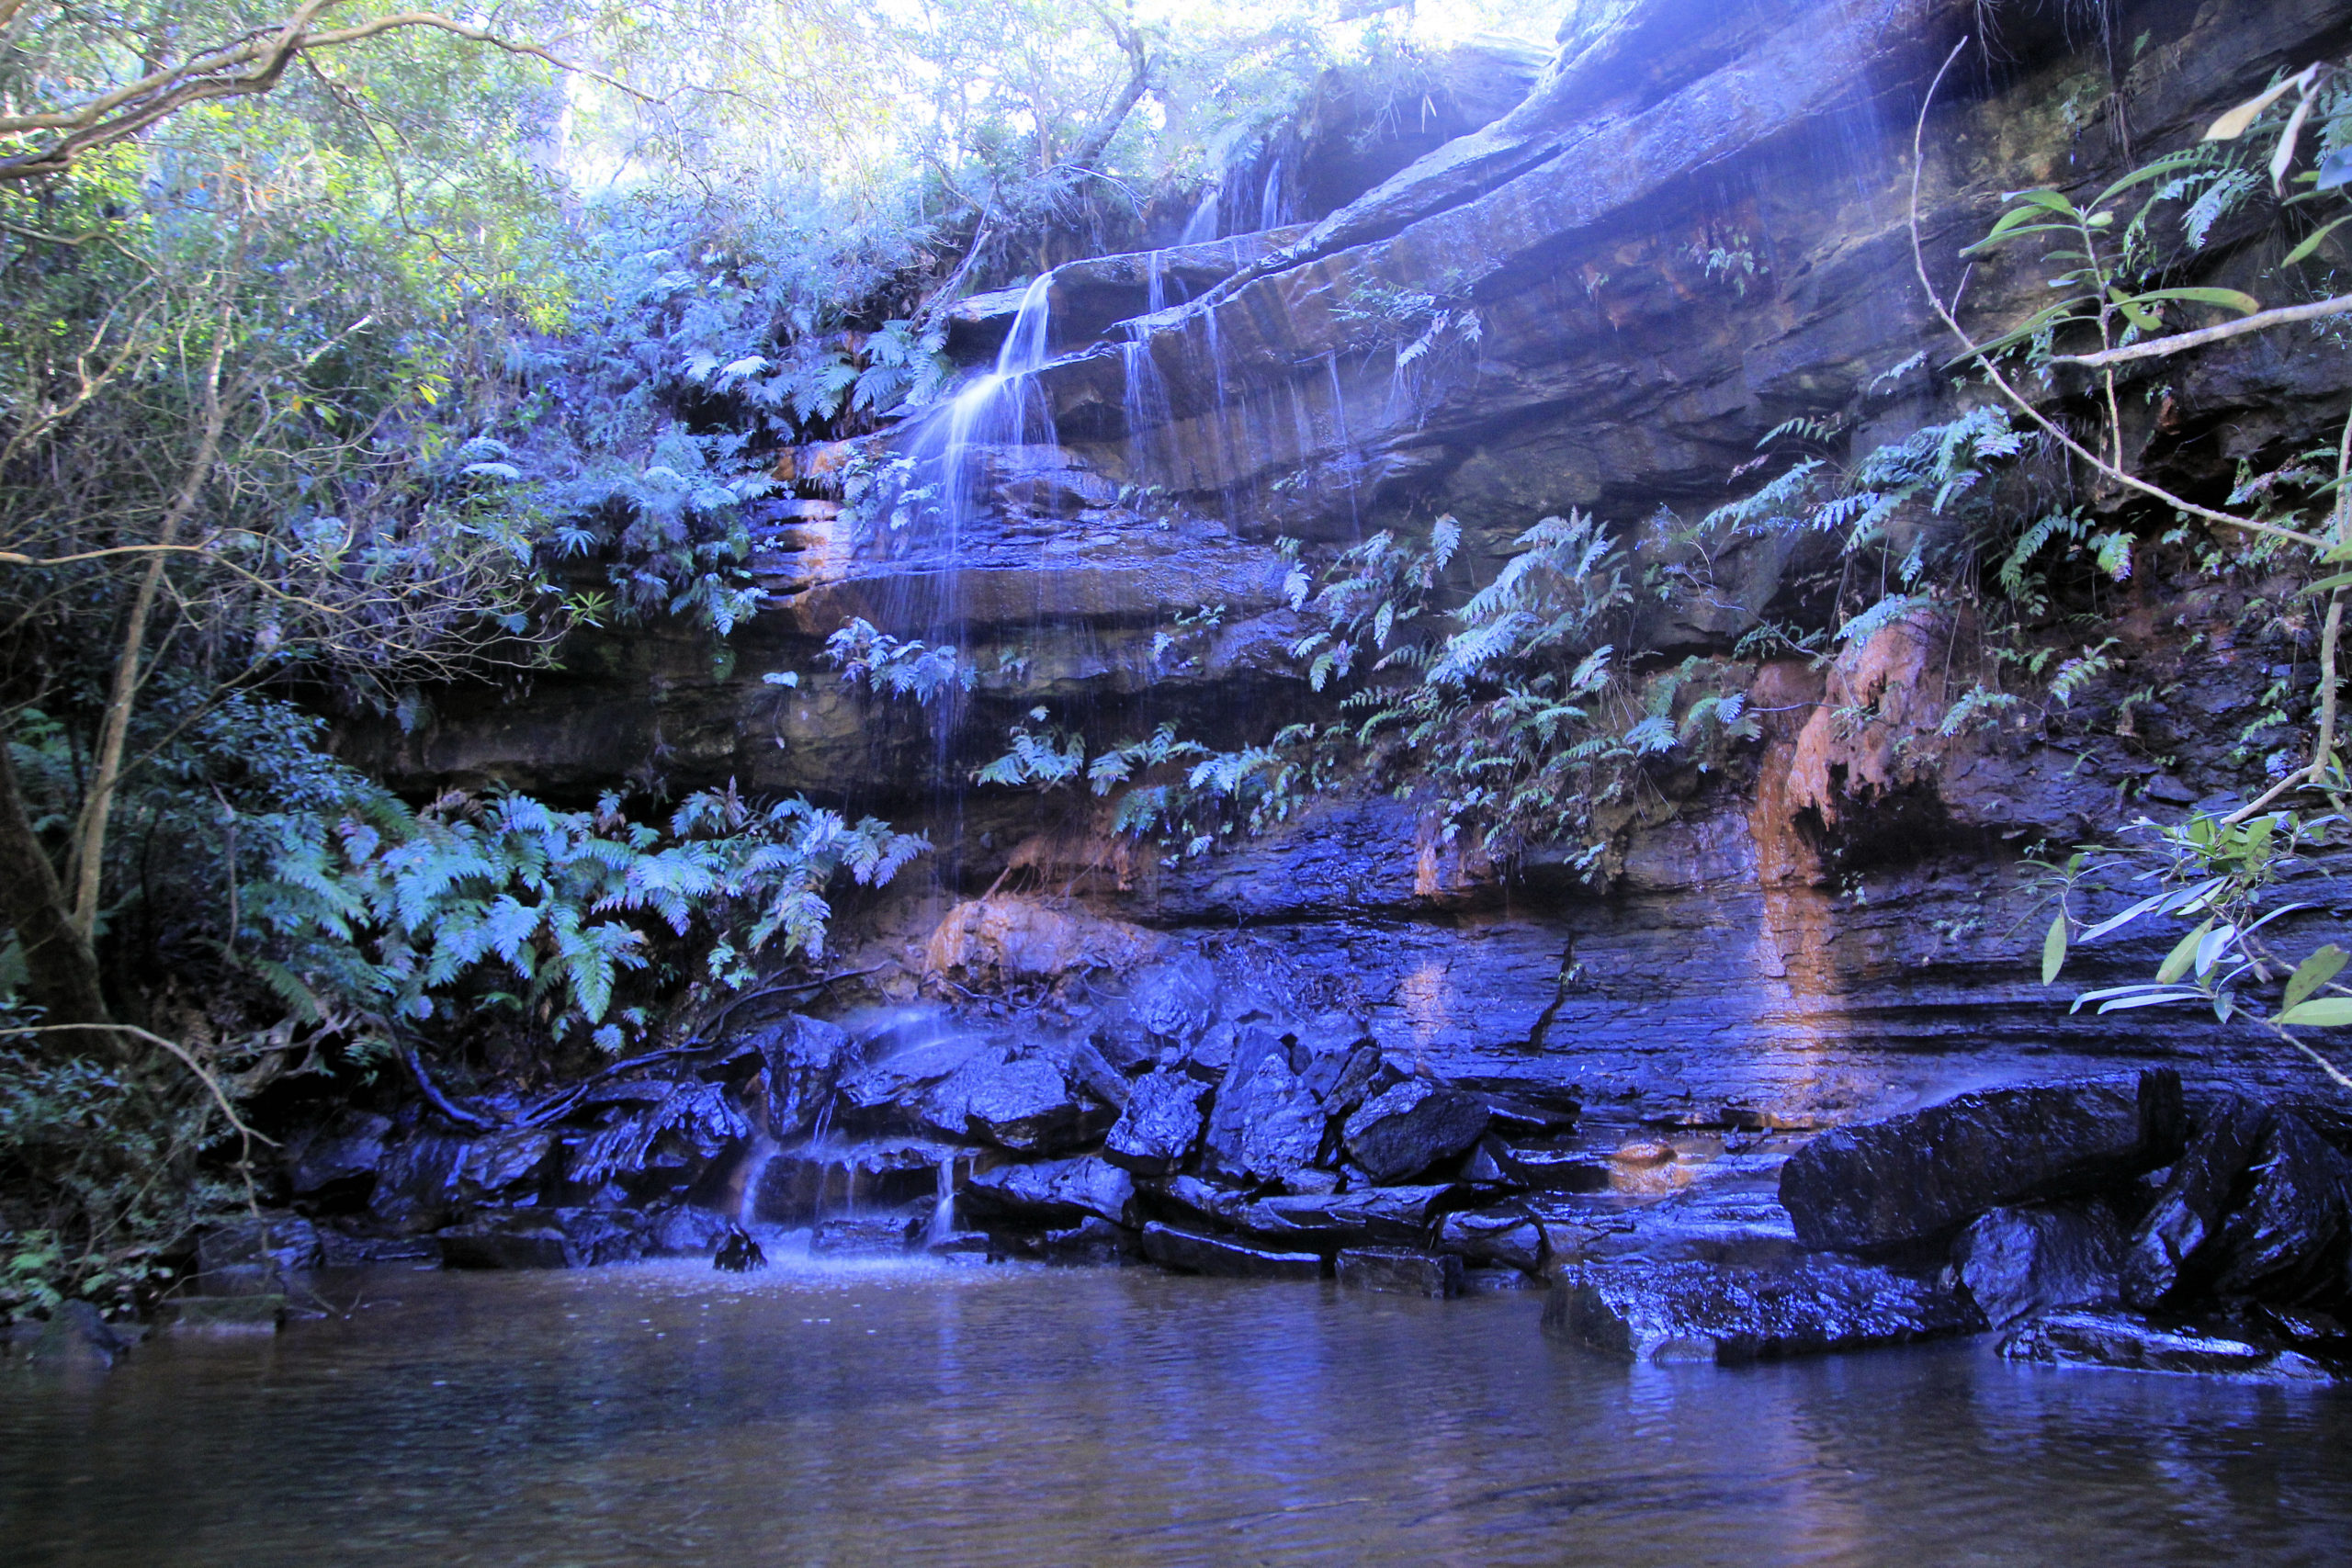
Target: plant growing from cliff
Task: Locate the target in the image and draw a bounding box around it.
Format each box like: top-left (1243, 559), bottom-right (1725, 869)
top-left (823, 616), bottom-right (977, 704)
top-left (1909, 43), bottom-right (2352, 1087)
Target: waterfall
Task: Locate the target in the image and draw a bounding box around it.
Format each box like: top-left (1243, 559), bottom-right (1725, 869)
top-left (930, 273), bottom-right (1057, 542)
top-left (1121, 322), bottom-right (1171, 485)
top-left (1180, 187), bottom-right (1219, 245)
top-left (1257, 155), bottom-right (1291, 232)
top-left (927, 1153), bottom-right (957, 1248)
top-left (733, 1134), bottom-right (781, 1226)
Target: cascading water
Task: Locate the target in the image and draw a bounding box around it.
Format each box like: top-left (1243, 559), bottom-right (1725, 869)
top-left (1180, 187), bottom-right (1220, 245)
top-left (924, 273), bottom-right (1058, 543)
top-left (927, 1153), bottom-right (957, 1248)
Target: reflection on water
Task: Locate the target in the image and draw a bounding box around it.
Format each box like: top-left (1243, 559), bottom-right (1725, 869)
top-left (3, 1259), bottom-right (2347, 1566)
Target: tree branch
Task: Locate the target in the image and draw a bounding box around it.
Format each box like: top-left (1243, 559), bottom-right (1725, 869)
top-left (2053, 292), bottom-right (2352, 369)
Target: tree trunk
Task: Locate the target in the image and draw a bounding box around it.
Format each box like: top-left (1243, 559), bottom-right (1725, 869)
top-left (0, 731), bottom-right (113, 1036)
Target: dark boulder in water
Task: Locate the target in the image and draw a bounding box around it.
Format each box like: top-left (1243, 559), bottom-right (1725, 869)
top-left (1337, 1247), bottom-right (1463, 1298)
top-left (922, 1048), bottom-right (1113, 1153)
top-left (963, 1155), bottom-right (1136, 1227)
top-left (1998, 1309), bottom-right (2335, 1382)
top-left (1776, 1071), bottom-right (2186, 1252)
top-left (1102, 1068), bottom-right (1212, 1176)
top-left (749, 1013), bottom-right (857, 1137)
top-left (1544, 1258), bottom-right (1984, 1363)
top-left (714, 1224), bottom-right (768, 1272)
top-left (2206, 1111), bottom-right (2352, 1310)
top-left (1341, 1077), bottom-right (1490, 1183)
top-left (2120, 1094), bottom-right (2274, 1309)
top-left (1952, 1201), bottom-right (2125, 1330)
top-left (1202, 1039), bottom-right (1328, 1182)
top-left (1139, 1222), bottom-right (1323, 1280)
top-left (811, 1214), bottom-right (923, 1258)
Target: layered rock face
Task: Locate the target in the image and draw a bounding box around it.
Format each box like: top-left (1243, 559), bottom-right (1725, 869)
top-left (353, 0), bottom-right (2352, 1145)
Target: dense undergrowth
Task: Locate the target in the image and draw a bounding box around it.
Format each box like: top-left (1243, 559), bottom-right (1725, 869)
top-left (0, 1), bottom-right (1555, 1311)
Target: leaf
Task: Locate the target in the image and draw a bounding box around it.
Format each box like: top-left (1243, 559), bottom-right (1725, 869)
top-left (2124, 287), bottom-right (2262, 316)
top-left (2097, 990), bottom-right (2213, 1013)
top-left (2319, 148), bottom-right (2352, 194)
top-left (2271, 88), bottom-right (2318, 192)
top-left (2284, 944), bottom-right (2348, 1011)
top-left (2156, 919), bottom-right (2212, 984)
top-left (2281, 212), bottom-right (2352, 267)
top-left (2278, 998), bottom-right (2352, 1027)
top-left (2194, 921), bottom-right (2239, 977)
top-left (2041, 912), bottom-right (2069, 985)
top-left (2206, 73), bottom-right (2303, 141)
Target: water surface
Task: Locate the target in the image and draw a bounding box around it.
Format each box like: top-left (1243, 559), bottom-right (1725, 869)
top-left (4, 1259), bottom-right (2347, 1566)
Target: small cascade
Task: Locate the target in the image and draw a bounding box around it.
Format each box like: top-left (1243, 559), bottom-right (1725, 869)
top-left (1257, 154), bottom-right (1293, 232)
top-left (926, 1153), bottom-right (957, 1248)
top-left (733, 1134), bottom-right (781, 1227)
top-left (1146, 251), bottom-right (1168, 316)
top-left (1120, 321), bottom-right (1171, 483)
top-left (925, 272), bottom-right (1058, 543)
top-left (1180, 187), bottom-right (1220, 245)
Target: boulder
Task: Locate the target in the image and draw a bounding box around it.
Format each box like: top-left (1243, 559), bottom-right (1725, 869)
top-left (1126, 955), bottom-right (1219, 1046)
top-left (2206, 1111), bottom-right (2352, 1309)
top-left (1150, 1175), bottom-right (1259, 1229)
top-left (1337, 1247), bottom-right (1463, 1298)
top-left (287, 1111), bottom-right (391, 1199)
top-left (922, 896), bottom-right (1162, 991)
top-left (648, 1203), bottom-right (736, 1256)
top-left (810, 1214), bottom-right (923, 1257)
top-left (2120, 1095), bottom-right (2271, 1309)
top-left (368, 1133), bottom-right (468, 1233)
top-left (753, 1138), bottom-right (959, 1223)
top-left (1776, 1071), bottom-right (2187, 1252)
top-left (1287, 1015), bottom-right (1389, 1115)
top-left (197, 1214), bottom-right (322, 1289)
top-left (1571, 1189), bottom-right (1804, 1269)
top-left (1202, 1040), bottom-right (1328, 1182)
top-left (457, 1128), bottom-right (556, 1198)
top-left (162, 1295), bottom-right (286, 1334)
top-left (1139, 1222), bottom-right (1323, 1280)
top-left (438, 1219), bottom-right (571, 1270)
top-left (1342, 1078), bottom-right (1490, 1183)
top-left (1233, 1184), bottom-right (1460, 1250)
top-left (1103, 1068), bottom-right (1212, 1176)
top-left (838, 1033), bottom-right (992, 1113)
top-left (922, 1049), bottom-right (1112, 1153)
top-left (23, 1301), bottom-right (135, 1368)
top-left (1999, 1309), bottom-right (2335, 1382)
top-left (567, 1080), bottom-right (751, 1193)
top-left (1953, 1201), bottom-right (2124, 1329)
top-left (749, 1013), bottom-right (857, 1135)
top-left (1043, 1216), bottom-right (1136, 1265)
top-left (1437, 1205), bottom-right (1573, 1274)
top-left (1544, 1258), bottom-right (1984, 1363)
top-left (963, 1155), bottom-right (1136, 1226)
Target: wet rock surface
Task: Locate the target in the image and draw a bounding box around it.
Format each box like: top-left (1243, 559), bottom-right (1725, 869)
top-left (1951, 1202), bottom-right (2124, 1331)
top-left (1140, 1223), bottom-right (1322, 1281)
top-left (1777, 1073), bottom-right (2186, 1253)
top-left (1544, 1258), bottom-right (1984, 1364)
top-left (1998, 1310), bottom-right (2336, 1383)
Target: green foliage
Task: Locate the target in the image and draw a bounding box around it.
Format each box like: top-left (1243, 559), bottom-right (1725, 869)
top-left (248, 779), bottom-right (926, 1054)
top-left (824, 616), bottom-right (977, 704)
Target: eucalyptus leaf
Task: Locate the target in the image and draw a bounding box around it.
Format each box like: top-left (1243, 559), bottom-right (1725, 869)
top-left (2278, 998), bottom-right (2352, 1027)
top-left (2041, 911), bottom-right (2069, 985)
top-left (2284, 944), bottom-right (2349, 1012)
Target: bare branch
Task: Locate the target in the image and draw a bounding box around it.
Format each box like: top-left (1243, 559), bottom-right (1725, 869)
top-left (2052, 293), bottom-right (2352, 369)
top-left (0, 6), bottom-right (645, 186)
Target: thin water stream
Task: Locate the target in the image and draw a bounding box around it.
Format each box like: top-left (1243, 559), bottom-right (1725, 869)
top-left (4, 1261), bottom-right (2346, 1566)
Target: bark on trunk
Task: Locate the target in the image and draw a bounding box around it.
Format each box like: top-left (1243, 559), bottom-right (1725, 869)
top-left (0, 732), bottom-right (112, 1034)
